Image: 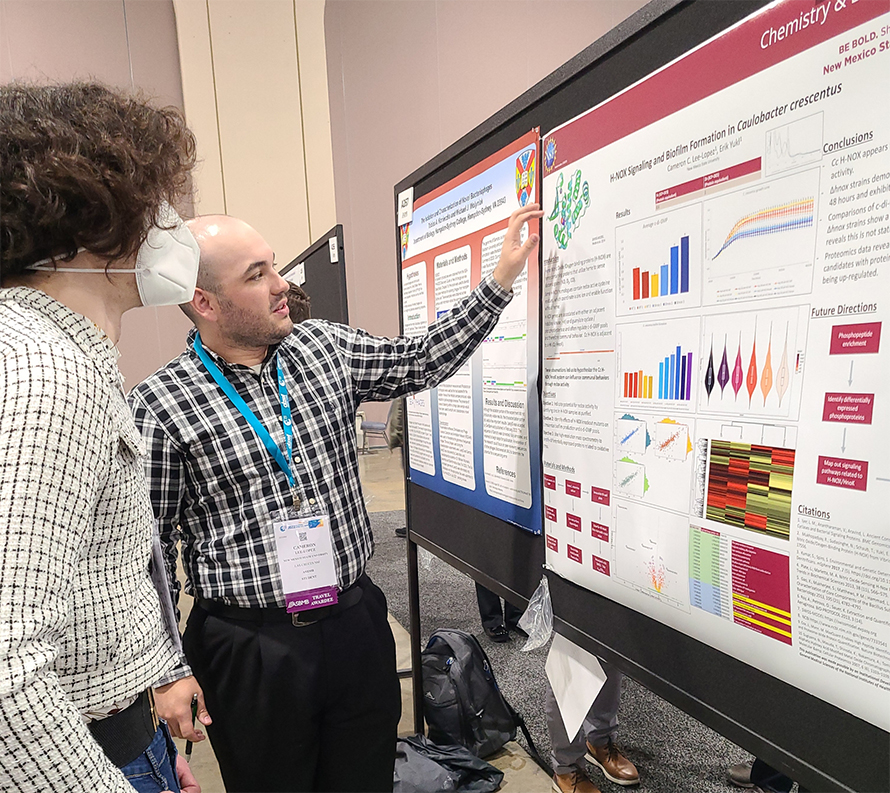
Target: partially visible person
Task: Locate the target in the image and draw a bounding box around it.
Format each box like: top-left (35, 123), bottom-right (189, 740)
top-left (546, 666), bottom-right (640, 793)
top-left (387, 396), bottom-right (405, 453)
top-left (728, 758), bottom-right (809, 793)
top-left (476, 584), bottom-right (524, 642)
top-left (386, 398), bottom-right (408, 537)
top-left (286, 281), bottom-right (312, 324)
top-left (0, 81), bottom-right (203, 793)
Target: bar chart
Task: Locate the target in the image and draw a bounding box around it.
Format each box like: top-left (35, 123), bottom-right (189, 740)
top-left (622, 343), bottom-right (694, 401)
top-left (616, 203), bottom-right (702, 316)
top-left (617, 317), bottom-right (700, 411)
top-left (631, 234), bottom-right (690, 301)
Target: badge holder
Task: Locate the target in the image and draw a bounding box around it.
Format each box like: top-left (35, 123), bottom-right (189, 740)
top-left (273, 492), bottom-right (340, 619)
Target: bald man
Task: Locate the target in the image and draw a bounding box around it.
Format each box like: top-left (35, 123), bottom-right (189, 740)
top-left (128, 209), bottom-right (542, 793)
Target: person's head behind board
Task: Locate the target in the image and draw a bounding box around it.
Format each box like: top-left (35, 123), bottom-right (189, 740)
top-left (286, 283), bottom-right (311, 324)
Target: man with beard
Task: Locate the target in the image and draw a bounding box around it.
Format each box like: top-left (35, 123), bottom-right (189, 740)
top-left (129, 206), bottom-right (541, 793)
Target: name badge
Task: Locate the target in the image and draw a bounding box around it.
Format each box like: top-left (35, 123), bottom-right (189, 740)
top-left (273, 512), bottom-right (339, 613)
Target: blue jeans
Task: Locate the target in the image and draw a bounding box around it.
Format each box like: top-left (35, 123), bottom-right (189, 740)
top-left (121, 723), bottom-right (180, 793)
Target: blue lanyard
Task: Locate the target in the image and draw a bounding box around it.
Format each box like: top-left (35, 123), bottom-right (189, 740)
top-left (192, 332), bottom-right (294, 488)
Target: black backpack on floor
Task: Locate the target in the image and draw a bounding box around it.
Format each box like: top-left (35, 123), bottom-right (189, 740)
top-left (421, 628), bottom-right (544, 766)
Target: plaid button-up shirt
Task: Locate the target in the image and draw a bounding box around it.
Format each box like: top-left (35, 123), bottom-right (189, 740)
top-left (128, 274), bottom-right (511, 611)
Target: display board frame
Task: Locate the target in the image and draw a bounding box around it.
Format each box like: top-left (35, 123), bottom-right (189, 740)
top-left (280, 224), bottom-right (349, 325)
top-left (395, 2), bottom-right (890, 791)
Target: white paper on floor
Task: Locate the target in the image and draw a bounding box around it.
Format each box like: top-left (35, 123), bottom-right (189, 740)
top-left (545, 632), bottom-right (607, 741)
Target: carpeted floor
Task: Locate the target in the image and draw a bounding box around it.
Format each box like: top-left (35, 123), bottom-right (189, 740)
top-left (366, 509), bottom-right (764, 793)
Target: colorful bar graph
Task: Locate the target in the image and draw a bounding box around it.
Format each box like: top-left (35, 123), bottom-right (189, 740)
top-left (624, 345), bottom-right (694, 401)
top-left (630, 235), bottom-right (691, 301)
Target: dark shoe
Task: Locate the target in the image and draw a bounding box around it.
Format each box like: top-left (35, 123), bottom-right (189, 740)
top-left (585, 739), bottom-right (640, 786)
top-left (552, 770), bottom-right (601, 793)
top-left (394, 526), bottom-right (407, 538)
top-left (508, 623), bottom-right (528, 638)
top-left (728, 761), bottom-right (756, 789)
top-left (483, 624), bottom-right (511, 642)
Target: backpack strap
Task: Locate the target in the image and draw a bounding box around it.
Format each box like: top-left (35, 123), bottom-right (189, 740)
top-left (504, 698), bottom-right (552, 776)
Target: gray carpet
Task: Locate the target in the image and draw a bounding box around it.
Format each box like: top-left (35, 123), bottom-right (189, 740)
top-left (366, 509), bottom-right (763, 793)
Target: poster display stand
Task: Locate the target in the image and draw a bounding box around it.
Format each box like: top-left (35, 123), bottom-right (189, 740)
top-left (397, 2), bottom-right (889, 790)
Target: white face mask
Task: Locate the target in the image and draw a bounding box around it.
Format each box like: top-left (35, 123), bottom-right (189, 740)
top-left (28, 202), bottom-right (200, 307)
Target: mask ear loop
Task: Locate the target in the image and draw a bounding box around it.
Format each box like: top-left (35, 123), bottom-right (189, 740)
top-left (29, 250), bottom-right (142, 275)
top-left (27, 247), bottom-right (89, 270)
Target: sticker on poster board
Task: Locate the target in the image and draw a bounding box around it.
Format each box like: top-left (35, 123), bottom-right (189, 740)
top-left (397, 187), bottom-right (414, 226)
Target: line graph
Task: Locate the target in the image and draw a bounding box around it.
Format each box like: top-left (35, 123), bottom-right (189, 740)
top-left (703, 168), bottom-right (819, 304)
top-left (712, 198), bottom-right (814, 260)
top-left (764, 113), bottom-right (823, 176)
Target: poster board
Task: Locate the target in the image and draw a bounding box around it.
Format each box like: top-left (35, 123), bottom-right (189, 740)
top-left (541, 0), bottom-right (889, 736)
top-left (396, 1), bottom-right (889, 790)
top-left (399, 132), bottom-right (543, 533)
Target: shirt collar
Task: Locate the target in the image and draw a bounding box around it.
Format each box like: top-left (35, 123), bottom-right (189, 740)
top-left (0, 286), bottom-right (123, 387)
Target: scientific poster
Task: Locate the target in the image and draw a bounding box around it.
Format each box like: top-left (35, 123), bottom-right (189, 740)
top-left (541, 0), bottom-right (889, 728)
top-left (400, 131), bottom-right (542, 533)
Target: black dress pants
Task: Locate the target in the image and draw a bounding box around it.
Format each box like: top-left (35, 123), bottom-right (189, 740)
top-left (474, 582), bottom-right (523, 630)
top-left (183, 575), bottom-right (401, 793)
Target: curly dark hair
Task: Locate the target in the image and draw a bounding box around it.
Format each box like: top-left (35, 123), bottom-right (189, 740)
top-left (0, 81), bottom-right (197, 276)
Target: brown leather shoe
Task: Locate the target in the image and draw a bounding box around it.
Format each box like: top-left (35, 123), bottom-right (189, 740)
top-left (552, 769), bottom-right (602, 793)
top-left (585, 739), bottom-right (640, 786)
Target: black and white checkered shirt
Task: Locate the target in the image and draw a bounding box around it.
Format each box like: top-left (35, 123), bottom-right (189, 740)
top-left (129, 274), bottom-right (511, 610)
top-left (0, 288), bottom-right (182, 792)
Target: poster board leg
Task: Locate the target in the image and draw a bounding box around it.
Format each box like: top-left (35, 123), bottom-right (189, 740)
top-left (406, 535), bottom-right (424, 735)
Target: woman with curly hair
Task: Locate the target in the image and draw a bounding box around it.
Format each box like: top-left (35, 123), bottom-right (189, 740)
top-left (0, 82), bottom-right (204, 793)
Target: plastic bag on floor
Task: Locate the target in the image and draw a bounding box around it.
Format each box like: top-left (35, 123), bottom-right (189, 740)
top-left (394, 734), bottom-right (504, 793)
top-left (517, 575), bottom-right (553, 652)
